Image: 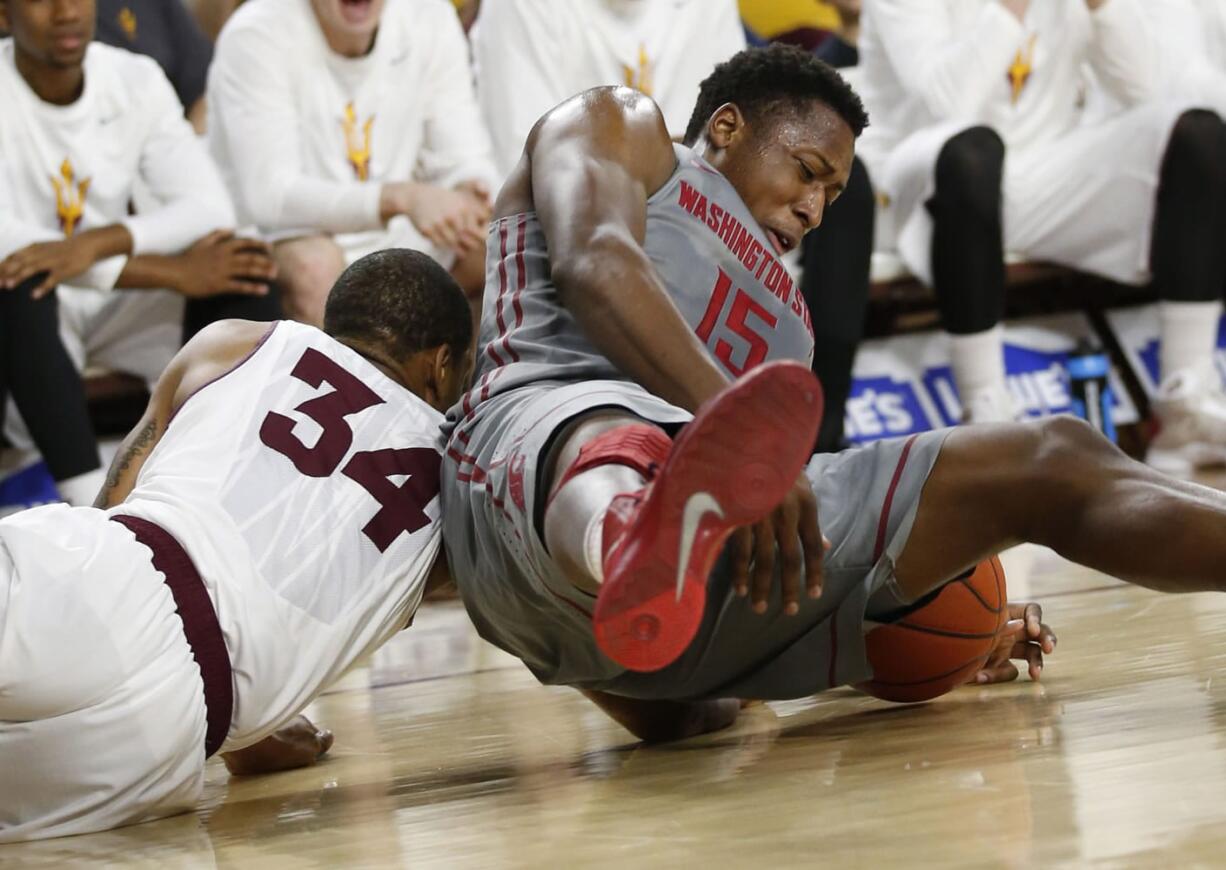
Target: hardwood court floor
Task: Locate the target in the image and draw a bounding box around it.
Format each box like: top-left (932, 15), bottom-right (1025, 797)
top-left (9, 477), bottom-right (1226, 868)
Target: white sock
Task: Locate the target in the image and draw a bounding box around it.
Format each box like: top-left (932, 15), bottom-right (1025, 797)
top-left (949, 325), bottom-right (1007, 400)
top-left (544, 463), bottom-right (646, 589)
top-left (580, 507), bottom-right (608, 583)
top-left (57, 468), bottom-right (106, 507)
top-left (1159, 300), bottom-right (1222, 383)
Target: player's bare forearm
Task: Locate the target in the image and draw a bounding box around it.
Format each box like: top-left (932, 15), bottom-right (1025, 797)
top-left (94, 414), bottom-right (165, 508)
top-left (580, 689), bottom-right (740, 742)
top-left (529, 88), bottom-right (730, 413)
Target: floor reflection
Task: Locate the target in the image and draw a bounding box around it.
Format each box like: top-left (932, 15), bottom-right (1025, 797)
top-left (11, 523), bottom-right (1226, 865)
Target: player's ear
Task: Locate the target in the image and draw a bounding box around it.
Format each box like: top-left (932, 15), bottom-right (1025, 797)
top-left (0, 1), bottom-right (10, 32)
top-left (707, 103), bottom-right (746, 150)
top-left (416, 343), bottom-right (455, 412)
top-left (431, 343), bottom-right (453, 388)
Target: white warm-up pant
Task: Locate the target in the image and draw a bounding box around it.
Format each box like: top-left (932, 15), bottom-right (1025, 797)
top-left (865, 101), bottom-right (1196, 288)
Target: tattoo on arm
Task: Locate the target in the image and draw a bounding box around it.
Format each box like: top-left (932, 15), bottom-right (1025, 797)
top-left (94, 418), bottom-right (159, 508)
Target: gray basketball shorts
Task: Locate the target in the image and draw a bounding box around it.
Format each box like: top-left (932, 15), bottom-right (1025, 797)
top-left (441, 378), bottom-right (953, 700)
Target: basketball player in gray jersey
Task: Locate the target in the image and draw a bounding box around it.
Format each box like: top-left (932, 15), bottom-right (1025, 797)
top-left (443, 46), bottom-right (1226, 740)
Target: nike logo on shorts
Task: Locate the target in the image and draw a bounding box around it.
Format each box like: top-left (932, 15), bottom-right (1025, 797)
top-left (676, 492), bottom-right (724, 601)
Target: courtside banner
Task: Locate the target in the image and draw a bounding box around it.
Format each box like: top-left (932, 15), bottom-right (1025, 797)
top-left (1106, 304), bottom-right (1226, 397)
top-left (0, 440), bottom-right (120, 516)
top-left (0, 450), bottom-right (58, 517)
top-left (845, 313), bottom-right (1139, 445)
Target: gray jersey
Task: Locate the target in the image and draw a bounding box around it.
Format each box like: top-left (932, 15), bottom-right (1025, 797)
top-left (446, 144), bottom-right (815, 436)
top-left (440, 145), bottom-right (953, 695)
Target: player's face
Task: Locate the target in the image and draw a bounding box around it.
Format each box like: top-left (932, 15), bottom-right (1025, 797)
top-left (704, 102), bottom-right (855, 257)
top-left (1, 0), bottom-right (95, 70)
top-left (309, 0), bottom-right (386, 47)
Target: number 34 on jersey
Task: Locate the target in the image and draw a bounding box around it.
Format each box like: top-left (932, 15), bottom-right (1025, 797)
top-left (258, 347), bottom-right (440, 553)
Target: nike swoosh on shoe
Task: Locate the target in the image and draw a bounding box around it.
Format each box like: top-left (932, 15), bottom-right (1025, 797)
top-left (675, 491), bottom-right (724, 601)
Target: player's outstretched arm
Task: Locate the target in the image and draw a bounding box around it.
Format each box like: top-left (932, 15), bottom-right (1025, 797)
top-left (94, 319), bottom-right (274, 508)
top-left (580, 689), bottom-right (741, 743)
top-left (526, 87), bottom-right (731, 413)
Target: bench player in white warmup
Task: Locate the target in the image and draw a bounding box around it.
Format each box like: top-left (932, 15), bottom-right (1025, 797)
top-left (0, 249), bottom-right (474, 841)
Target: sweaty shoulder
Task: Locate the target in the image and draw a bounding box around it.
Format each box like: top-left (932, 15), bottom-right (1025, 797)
top-left (498, 86), bottom-right (677, 217)
top-left (169, 320), bottom-right (279, 414)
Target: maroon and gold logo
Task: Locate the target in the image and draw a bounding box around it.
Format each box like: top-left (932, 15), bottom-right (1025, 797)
top-left (118, 7), bottom-right (137, 40)
top-left (622, 44), bottom-right (654, 97)
top-left (341, 103), bottom-right (374, 181)
top-left (1007, 36), bottom-right (1037, 104)
top-left (50, 158), bottom-right (90, 237)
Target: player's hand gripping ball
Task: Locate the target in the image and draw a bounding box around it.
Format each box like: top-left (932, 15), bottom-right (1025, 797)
top-left (858, 556), bottom-right (1007, 703)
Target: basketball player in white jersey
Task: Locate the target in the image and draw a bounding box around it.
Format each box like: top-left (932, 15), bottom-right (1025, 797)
top-left (472, 0), bottom-right (746, 178)
top-left (0, 249), bottom-right (474, 841)
top-left (857, 0), bottom-right (1226, 473)
top-left (207, 0), bottom-right (498, 325)
top-left (442, 45), bottom-right (1226, 742)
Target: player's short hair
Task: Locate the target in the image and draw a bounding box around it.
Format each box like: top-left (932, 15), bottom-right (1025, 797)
top-left (682, 44), bottom-right (869, 146)
top-left (323, 248), bottom-right (473, 360)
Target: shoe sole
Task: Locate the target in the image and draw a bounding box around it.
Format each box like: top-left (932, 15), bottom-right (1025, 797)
top-left (592, 361), bottom-right (823, 672)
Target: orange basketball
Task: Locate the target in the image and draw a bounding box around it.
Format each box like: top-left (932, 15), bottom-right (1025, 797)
top-left (858, 556), bottom-right (1008, 703)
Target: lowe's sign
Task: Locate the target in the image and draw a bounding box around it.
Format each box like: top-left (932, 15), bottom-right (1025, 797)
top-left (845, 313), bottom-right (1138, 445)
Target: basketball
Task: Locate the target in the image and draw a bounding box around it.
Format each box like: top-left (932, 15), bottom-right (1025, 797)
top-left (858, 556), bottom-right (1008, 703)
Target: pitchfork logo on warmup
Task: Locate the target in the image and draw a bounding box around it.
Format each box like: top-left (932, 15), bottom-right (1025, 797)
top-left (342, 103), bottom-right (374, 181)
top-left (50, 157), bottom-right (90, 237)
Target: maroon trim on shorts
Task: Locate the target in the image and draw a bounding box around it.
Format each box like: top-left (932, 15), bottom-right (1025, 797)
top-left (112, 514), bottom-right (233, 758)
top-left (872, 434), bottom-right (919, 563)
top-left (167, 321), bottom-right (279, 427)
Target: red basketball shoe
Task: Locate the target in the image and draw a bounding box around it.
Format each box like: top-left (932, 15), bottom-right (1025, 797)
top-left (591, 361), bottom-right (823, 672)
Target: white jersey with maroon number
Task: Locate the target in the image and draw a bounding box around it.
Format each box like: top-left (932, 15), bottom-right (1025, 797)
top-left (114, 321), bottom-right (443, 750)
